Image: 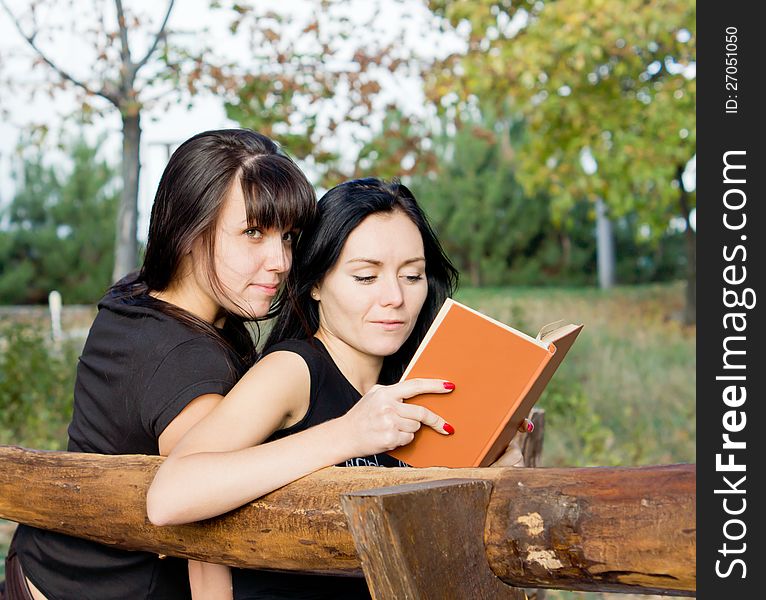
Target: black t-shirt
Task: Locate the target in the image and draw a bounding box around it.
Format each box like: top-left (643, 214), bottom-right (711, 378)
top-left (14, 291), bottom-right (247, 600)
top-left (232, 338), bottom-right (406, 600)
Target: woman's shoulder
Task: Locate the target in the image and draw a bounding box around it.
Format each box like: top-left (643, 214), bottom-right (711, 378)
top-left (95, 293), bottom-right (209, 345)
top-left (85, 295), bottom-right (236, 383)
top-left (260, 338), bottom-right (333, 388)
top-left (262, 338), bottom-right (326, 363)
top-left (98, 289), bottom-right (174, 323)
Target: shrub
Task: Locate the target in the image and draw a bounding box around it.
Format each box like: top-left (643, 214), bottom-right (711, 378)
top-left (0, 322), bottom-right (78, 449)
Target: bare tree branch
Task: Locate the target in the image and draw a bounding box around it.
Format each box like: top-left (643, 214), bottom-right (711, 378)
top-left (0, 0), bottom-right (119, 105)
top-left (114, 0), bottom-right (133, 82)
top-left (133, 0), bottom-right (175, 75)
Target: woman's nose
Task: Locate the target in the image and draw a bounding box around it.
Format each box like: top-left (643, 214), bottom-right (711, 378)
top-left (264, 236), bottom-right (290, 273)
top-left (379, 277), bottom-right (404, 307)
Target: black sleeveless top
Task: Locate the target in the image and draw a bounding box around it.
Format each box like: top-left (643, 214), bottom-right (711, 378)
top-left (232, 338), bottom-right (407, 600)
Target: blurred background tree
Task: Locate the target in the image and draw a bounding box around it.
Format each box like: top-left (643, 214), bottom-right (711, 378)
top-left (0, 136), bottom-right (119, 304)
top-left (223, 1), bottom-right (438, 189)
top-left (409, 112), bottom-right (559, 286)
top-left (403, 107), bottom-right (687, 288)
top-left (427, 0), bottom-right (696, 322)
top-left (0, 0), bottom-right (184, 281)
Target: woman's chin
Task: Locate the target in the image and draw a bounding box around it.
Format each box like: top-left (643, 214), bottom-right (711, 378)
top-left (367, 340), bottom-right (409, 358)
top-left (224, 299), bottom-right (272, 320)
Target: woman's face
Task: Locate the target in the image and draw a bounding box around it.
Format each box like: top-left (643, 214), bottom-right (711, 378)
top-left (192, 181), bottom-right (295, 320)
top-left (314, 210), bottom-right (428, 359)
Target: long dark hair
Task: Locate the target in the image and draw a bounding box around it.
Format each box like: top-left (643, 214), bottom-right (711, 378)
top-left (266, 177), bottom-right (458, 383)
top-left (112, 129), bottom-right (316, 367)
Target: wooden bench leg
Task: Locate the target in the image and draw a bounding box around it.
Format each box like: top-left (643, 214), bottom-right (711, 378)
top-left (341, 478), bottom-right (526, 600)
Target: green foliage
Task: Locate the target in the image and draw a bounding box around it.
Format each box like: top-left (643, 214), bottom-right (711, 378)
top-left (431, 0), bottom-right (696, 222)
top-left (0, 322), bottom-right (77, 450)
top-left (410, 117), bottom-right (545, 286)
top-left (612, 214), bottom-right (688, 283)
top-left (538, 377), bottom-right (620, 466)
top-left (225, 76), bottom-right (326, 165)
top-left (408, 114), bottom-right (686, 286)
top-left (0, 136), bottom-right (119, 304)
top-left (514, 0), bottom-right (696, 227)
top-left (354, 109), bottom-right (437, 183)
top-left (429, 0), bottom-right (696, 322)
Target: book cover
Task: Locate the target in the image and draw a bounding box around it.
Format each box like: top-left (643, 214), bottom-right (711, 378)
top-left (388, 298), bottom-right (582, 468)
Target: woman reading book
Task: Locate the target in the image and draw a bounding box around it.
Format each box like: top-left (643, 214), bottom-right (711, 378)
top-left (147, 178), bottom-right (528, 600)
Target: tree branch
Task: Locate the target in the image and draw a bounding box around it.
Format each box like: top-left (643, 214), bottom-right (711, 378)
top-left (114, 0), bottom-right (133, 82)
top-left (133, 0), bottom-right (175, 75)
top-left (0, 0), bottom-right (119, 106)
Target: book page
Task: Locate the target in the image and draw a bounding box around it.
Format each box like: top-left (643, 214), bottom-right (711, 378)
top-left (451, 300), bottom-right (548, 348)
top-left (536, 320), bottom-right (567, 341)
top-left (540, 323), bottom-right (583, 345)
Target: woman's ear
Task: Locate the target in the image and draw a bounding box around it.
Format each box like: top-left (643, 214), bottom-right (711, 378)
top-left (187, 236), bottom-right (203, 257)
top-left (310, 287), bottom-right (320, 301)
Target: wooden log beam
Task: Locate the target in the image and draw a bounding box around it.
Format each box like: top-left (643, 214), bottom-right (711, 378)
top-left (342, 479), bottom-right (526, 600)
top-left (0, 446), bottom-right (695, 595)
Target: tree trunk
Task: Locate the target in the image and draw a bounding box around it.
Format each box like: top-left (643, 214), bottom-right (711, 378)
top-left (560, 231), bottom-right (571, 270)
top-left (113, 111), bottom-right (141, 282)
top-left (595, 198), bottom-right (615, 289)
top-left (468, 259), bottom-right (481, 287)
top-left (0, 446), bottom-right (696, 596)
top-left (677, 166), bottom-right (696, 325)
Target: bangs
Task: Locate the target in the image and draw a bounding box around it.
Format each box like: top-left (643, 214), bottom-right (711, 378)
top-left (239, 155), bottom-right (317, 232)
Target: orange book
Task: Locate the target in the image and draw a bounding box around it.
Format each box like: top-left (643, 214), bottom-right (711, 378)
top-left (388, 298), bottom-right (583, 468)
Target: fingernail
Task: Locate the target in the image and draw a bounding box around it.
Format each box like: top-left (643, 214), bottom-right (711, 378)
top-left (526, 420), bottom-right (535, 433)
top-left (443, 423), bottom-right (455, 435)
top-left (443, 381), bottom-right (455, 390)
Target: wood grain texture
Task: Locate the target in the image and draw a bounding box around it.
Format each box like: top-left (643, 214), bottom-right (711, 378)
top-left (485, 464), bottom-right (696, 595)
top-left (342, 479), bottom-right (525, 600)
top-left (0, 446), bottom-right (695, 595)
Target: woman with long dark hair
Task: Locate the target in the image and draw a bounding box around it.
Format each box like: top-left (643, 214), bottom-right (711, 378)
top-left (148, 178), bottom-right (525, 599)
top-left (6, 129), bottom-right (317, 600)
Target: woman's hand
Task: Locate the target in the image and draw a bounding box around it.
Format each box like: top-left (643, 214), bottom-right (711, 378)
top-left (490, 418), bottom-right (534, 467)
top-left (339, 378), bottom-right (455, 458)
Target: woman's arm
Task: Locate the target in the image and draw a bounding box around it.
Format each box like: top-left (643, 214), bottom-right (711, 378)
top-left (147, 352), bottom-right (453, 526)
top-left (188, 561), bottom-right (232, 600)
top-left (156, 392), bottom-right (235, 600)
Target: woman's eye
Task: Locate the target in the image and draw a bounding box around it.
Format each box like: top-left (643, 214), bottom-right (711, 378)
top-left (352, 275), bottom-right (377, 284)
top-left (403, 274), bottom-right (424, 283)
top-left (244, 228), bottom-right (263, 239)
top-left (282, 230), bottom-right (296, 243)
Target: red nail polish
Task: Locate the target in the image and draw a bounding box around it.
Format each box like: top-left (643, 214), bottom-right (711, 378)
top-left (443, 423), bottom-right (455, 435)
top-left (526, 421), bottom-right (535, 433)
top-left (443, 381), bottom-right (455, 390)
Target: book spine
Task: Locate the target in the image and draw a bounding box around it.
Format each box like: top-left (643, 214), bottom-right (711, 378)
top-left (472, 346), bottom-right (556, 467)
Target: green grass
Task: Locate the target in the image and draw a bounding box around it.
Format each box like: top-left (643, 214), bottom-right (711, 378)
top-left (0, 520), bottom-right (14, 579)
top-left (455, 282), bottom-right (695, 467)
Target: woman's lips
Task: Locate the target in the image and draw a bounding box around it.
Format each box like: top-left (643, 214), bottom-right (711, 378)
top-left (251, 283), bottom-right (279, 296)
top-left (371, 320), bottom-right (405, 331)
